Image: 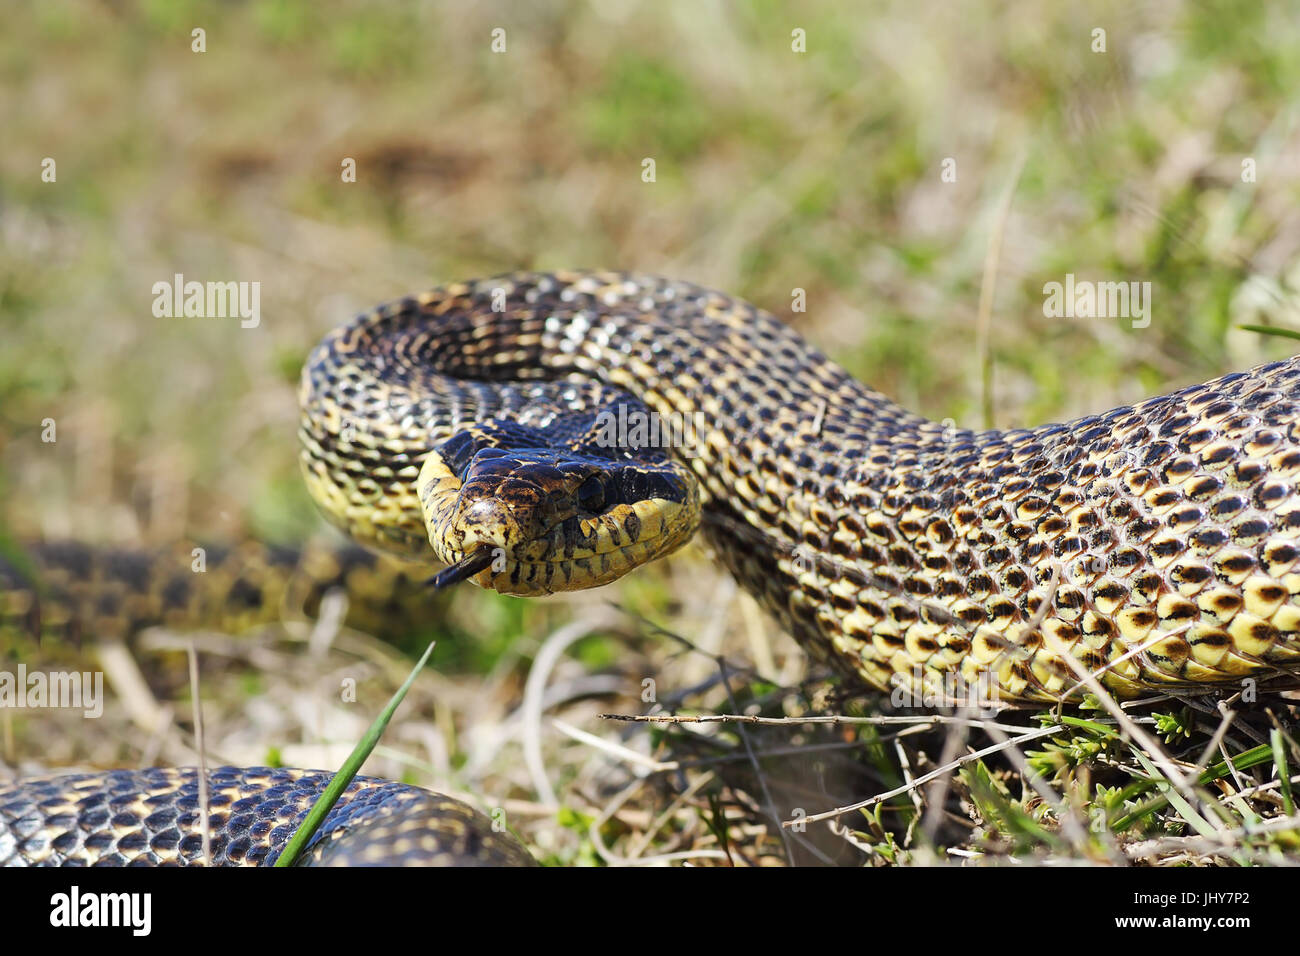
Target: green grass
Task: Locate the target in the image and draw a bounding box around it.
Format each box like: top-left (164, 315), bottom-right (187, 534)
top-left (274, 639), bottom-right (435, 867)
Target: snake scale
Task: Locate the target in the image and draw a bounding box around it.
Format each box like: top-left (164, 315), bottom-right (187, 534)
top-left (7, 269), bottom-right (1300, 865)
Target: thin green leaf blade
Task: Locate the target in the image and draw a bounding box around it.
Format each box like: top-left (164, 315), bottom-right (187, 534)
top-left (1272, 728), bottom-right (1295, 816)
top-left (1238, 323), bottom-right (1300, 342)
top-left (273, 639), bottom-right (437, 867)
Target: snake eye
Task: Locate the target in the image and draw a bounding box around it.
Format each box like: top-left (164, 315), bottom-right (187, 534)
top-left (576, 475), bottom-right (607, 513)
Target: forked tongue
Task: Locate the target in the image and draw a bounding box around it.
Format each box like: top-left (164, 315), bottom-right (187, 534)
top-left (426, 545), bottom-right (496, 589)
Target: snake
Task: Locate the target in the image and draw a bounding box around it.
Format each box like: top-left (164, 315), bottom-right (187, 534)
top-left (6, 269), bottom-right (1300, 865)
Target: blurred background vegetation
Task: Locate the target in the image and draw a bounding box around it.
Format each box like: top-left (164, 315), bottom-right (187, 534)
top-left (2, 0), bottom-right (1300, 864)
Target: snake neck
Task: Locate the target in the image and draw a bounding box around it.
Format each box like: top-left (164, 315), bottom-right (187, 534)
top-left (301, 271), bottom-right (1300, 702)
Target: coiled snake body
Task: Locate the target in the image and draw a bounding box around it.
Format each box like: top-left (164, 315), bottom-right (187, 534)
top-left (301, 271), bottom-right (1300, 703)
top-left (0, 767), bottom-right (534, 866)
top-left (8, 270), bottom-right (1300, 865)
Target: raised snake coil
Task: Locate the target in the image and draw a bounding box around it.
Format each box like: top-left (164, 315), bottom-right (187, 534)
top-left (9, 269), bottom-right (1300, 866)
top-left (301, 270), bottom-right (1300, 704)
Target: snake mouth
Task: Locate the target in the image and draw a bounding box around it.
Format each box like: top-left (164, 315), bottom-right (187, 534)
top-left (428, 492), bottom-right (701, 596)
top-left (416, 428), bottom-right (701, 596)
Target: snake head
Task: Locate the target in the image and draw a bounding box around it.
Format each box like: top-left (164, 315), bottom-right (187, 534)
top-left (419, 419), bottom-right (700, 595)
